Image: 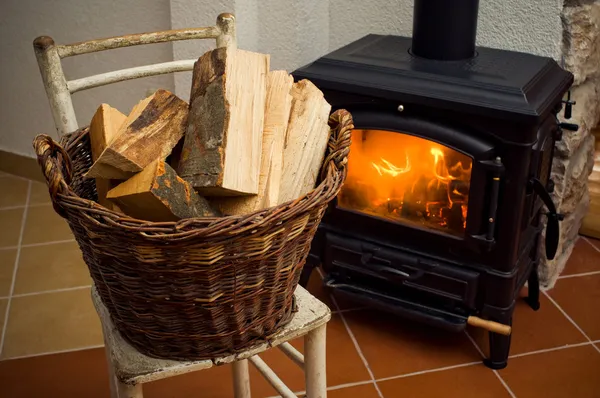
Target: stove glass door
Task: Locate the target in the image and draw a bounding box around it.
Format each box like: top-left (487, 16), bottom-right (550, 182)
top-left (338, 129), bottom-right (473, 237)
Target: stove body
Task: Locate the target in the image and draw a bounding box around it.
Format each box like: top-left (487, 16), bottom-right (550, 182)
top-left (293, 3), bottom-right (573, 369)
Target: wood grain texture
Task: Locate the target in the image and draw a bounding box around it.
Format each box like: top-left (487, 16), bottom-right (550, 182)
top-left (177, 47), bottom-right (269, 196)
top-left (87, 89), bottom-right (188, 180)
top-left (88, 104), bottom-right (126, 210)
top-left (278, 80), bottom-right (331, 204)
top-left (213, 70), bottom-right (293, 215)
top-left (107, 159), bottom-right (219, 222)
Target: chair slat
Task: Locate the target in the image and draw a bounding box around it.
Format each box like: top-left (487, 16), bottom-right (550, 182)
top-left (67, 60), bottom-right (196, 93)
top-left (57, 27), bottom-right (220, 58)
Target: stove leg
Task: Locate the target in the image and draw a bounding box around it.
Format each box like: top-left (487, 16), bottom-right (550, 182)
top-left (525, 265), bottom-right (541, 311)
top-left (483, 317), bottom-right (512, 370)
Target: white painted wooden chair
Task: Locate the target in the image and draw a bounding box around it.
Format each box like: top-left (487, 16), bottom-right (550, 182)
top-left (33, 13), bottom-right (331, 398)
top-left (93, 286), bottom-right (330, 398)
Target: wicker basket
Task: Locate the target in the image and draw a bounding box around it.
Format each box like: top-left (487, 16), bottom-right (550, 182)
top-left (33, 109), bottom-right (352, 360)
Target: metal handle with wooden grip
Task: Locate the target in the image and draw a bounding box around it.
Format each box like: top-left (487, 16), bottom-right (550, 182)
top-left (467, 316), bottom-right (511, 336)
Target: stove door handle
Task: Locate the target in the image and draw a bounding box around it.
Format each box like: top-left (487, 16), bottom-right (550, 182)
top-left (368, 263), bottom-right (425, 281)
top-left (529, 178), bottom-right (563, 260)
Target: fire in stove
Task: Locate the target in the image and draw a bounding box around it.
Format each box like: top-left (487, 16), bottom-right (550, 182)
top-left (338, 129), bottom-right (472, 236)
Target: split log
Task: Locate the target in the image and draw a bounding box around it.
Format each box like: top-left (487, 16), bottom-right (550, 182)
top-left (106, 159), bottom-right (219, 222)
top-left (88, 104), bottom-right (126, 211)
top-left (87, 89), bottom-right (188, 180)
top-left (177, 47), bottom-right (270, 196)
top-left (212, 70), bottom-right (293, 215)
top-left (277, 80), bottom-right (331, 204)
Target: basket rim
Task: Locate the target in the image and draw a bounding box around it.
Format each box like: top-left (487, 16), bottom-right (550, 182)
top-left (34, 110), bottom-right (353, 239)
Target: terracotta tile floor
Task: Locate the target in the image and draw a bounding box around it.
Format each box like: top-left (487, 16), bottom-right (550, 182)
top-left (0, 173), bottom-right (599, 397)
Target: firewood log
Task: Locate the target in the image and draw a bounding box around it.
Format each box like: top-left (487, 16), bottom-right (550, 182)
top-left (177, 47), bottom-right (270, 196)
top-left (277, 79), bottom-right (331, 204)
top-left (88, 104), bottom-right (126, 211)
top-left (87, 89), bottom-right (188, 180)
top-left (106, 159), bottom-right (219, 222)
top-left (212, 70), bottom-right (293, 214)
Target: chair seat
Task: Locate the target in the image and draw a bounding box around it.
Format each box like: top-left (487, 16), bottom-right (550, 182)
top-left (92, 285), bottom-right (331, 385)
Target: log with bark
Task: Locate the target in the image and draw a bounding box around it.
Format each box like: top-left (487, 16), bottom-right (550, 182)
top-left (177, 47), bottom-right (270, 196)
top-left (106, 159), bottom-right (219, 222)
top-left (87, 89), bottom-right (188, 180)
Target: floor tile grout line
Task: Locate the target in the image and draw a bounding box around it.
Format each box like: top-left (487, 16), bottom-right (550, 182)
top-left (267, 379), bottom-right (380, 397)
top-left (582, 236), bottom-right (600, 253)
top-left (0, 173), bottom-right (35, 183)
top-left (21, 239), bottom-right (76, 248)
top-left (558, 270), bottom-right (600, 279)
top-left (1, 344), bottom-right (105, 361)
top-left (464, 331), bottom-right (517, 398)
top-left (507, 341), bottom-right (593, 359)
top-left (542, 291), bottom-right (600, 354)
top-left (313, 266), bottom-right (385, 397)
top-left (11, 285), bottom-right (92, 299)
top-left (0, 181), bottom-right (31, 356)
top-left (330, 294), bottom-right (385, 398)
top-left (0, 202), bottom-right (52, 211)
top-left (374, 361), bottom-right (481, 383)
top-left (0, 239), bottom-right (76, 251)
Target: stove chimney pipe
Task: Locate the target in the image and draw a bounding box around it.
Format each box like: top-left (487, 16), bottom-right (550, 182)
top-left (411, 0), bottom-right (480, 61)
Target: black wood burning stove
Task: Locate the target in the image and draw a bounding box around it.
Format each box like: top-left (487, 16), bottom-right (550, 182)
top-left (294, 0), bottom-right (575, 369)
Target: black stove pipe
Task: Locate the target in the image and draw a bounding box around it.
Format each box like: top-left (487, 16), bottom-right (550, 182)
top-left (411, 0), bottom-right (480, 61)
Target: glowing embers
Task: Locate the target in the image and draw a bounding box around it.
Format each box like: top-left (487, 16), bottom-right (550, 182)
top-left (338, 129), bottom-right (473, 236)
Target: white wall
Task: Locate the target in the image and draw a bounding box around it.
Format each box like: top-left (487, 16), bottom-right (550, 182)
top-left (1, 0), bottom-right (564, 156)
top-left (329, 0), bottom-right (563, 58)
top-left (0, 0), bottom-right (174, 156)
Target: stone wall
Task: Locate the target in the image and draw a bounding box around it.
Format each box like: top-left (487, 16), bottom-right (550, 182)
top-left (540, 0), bottom-right (600, 288)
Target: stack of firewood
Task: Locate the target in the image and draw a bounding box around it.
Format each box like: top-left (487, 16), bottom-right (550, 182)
top-left (85, 47), bottom-right (332, 222)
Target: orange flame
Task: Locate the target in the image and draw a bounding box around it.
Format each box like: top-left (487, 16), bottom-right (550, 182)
top-left (338, 129), bottom-right (473, 236)
top-left (372, 155), bottom-right (411, 177)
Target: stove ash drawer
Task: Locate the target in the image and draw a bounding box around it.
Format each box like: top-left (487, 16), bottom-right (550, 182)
top-left (323, 234), bottom-right (480, 308)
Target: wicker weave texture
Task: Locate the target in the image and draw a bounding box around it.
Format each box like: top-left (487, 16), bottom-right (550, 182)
top-left (33, 109), bottom-right (353, 360)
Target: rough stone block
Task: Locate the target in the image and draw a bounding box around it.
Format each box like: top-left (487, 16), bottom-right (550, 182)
top-left (562, 2), bottom-right (600, 85)
top-left (552, 133), bottom-right (596, 212)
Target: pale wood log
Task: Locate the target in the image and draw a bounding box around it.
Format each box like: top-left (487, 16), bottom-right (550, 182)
top-left (304, 324), bottom-right (327, 398)
top-left (88, 104), bottom-right (127, 210)
top-left (278, 80), bottom-right (331, 204)
top-left (232, 359), bottom-right (251, 398)
top-left (87, 89), bottom-right (187, 180)
top-left (212, 70), bottom-right (293, 214)
top-left (107, 159), bottom-right (219, 221)
top-left (177, 47), bottom-right (269, 196)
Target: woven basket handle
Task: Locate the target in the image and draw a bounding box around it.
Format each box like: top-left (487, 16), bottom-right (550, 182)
top-left (321, 109), bottom-right (353, 180)
top-left (33, 134), bottom-right (73, 213)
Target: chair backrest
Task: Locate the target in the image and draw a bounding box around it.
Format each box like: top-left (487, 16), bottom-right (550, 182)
top-left (33, 13), bottom-right (236, 137)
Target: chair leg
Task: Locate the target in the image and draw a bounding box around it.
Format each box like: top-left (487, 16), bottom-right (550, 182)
top-left (104, 341), bottom-right (143, 398)
top-left (305, 324), bottom-right (327, 398)
top-left (112, 379), bottom-right (143, 398)
top-left (232, 359), bottom-right (252, 398)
